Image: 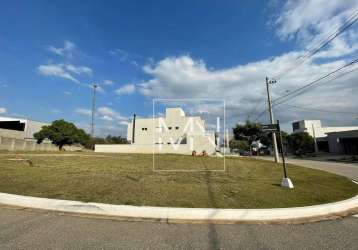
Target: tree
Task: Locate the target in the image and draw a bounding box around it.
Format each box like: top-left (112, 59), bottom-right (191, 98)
top-left (232, 120), bottom-right (271, 146)
top-left (287, 132), bottom-right (314, 156)
top-left (229, 139), bottom-right (249, 151)
top-left (34, 119), bottom-right (90, 150)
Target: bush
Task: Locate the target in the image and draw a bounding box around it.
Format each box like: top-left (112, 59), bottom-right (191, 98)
top-left (287, 132), bottom-right (314, 156)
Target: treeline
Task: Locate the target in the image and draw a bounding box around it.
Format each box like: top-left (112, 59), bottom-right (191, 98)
top-left (91, 135), bottom-right (129, 145)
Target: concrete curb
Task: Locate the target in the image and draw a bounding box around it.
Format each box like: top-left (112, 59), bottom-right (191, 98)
top-left (0, 192), bottom-right (357, 223)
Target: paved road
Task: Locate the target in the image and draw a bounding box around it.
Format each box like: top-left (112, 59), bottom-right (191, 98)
top-left (0, 206), bottom-right (357, 250)
top-left (254, 156), bottom-right (358, 181)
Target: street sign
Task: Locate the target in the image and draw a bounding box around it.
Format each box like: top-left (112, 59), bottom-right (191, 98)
top-left (262, 124), bottom-right (278, 132)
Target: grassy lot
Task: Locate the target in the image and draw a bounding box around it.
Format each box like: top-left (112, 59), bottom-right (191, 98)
top-left (0, 151), bottom-right (357, 208)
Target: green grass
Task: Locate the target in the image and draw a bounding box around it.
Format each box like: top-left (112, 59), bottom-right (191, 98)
top-left (0, 152), bottom-right (357, 208)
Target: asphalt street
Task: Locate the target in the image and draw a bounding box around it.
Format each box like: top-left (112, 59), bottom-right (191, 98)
top-left (0, 206), bottom-right (357, 250)
top-left (253, 156), bottom-right (358, 181)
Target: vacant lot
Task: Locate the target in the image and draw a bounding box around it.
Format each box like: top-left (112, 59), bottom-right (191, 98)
top-left (0, 152), bottom-right (357, 208)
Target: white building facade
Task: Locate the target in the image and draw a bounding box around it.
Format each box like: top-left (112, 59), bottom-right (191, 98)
top-left (95, 108), bottom-right (217, 155)
top-left (292, 120), bottom-right (358, 139)
top-left (292, 120), bottom-right (358, 152)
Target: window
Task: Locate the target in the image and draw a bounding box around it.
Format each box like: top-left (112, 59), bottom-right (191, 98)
top-left (168, 127), bottom-right (172, 130)
top-left (175, 126), bottom-right (179, 130)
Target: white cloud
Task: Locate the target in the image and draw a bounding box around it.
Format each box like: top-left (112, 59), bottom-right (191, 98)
top-left (0, 107), bottom-right (7, 114)
top-left (97, 106), bottom-right (128, 122)
top-left (109, 48), bottom-right (142, 68)
top-left (138, 53), bottom-right (358, 126)
top-left (274, 0), bottom-right (358, 58)
top-left (38, 63), bottom-right (93, 84)
top-left (65, 64), bottom-right (92, 76)
top-left (64, 91), bottom-right (72, 96)
top-left (100, 115), bottom-right (114, 121)
top-left (38, 64), bottom-right (80, 83)
top-left (48, 40), bottom-right (75, 57)
top-left (103, 80), bottom-right (114, 85)
top-left (136, 2), bottom-right (358, 128)
top-left (75, 108), bottom-right (92, 116)
top-left (115, 84), bottom-right (135, 95)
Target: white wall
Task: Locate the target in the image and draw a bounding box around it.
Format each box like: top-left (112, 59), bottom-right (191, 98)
top-left (0, 128), bottom-right (25, 139)
top-left (95, 134), bottom-right (216, 155)
top-left (293, 120), bottom-right (358, 138)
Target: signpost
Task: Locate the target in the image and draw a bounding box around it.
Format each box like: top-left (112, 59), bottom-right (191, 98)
top-left (262, 121), bottom-right (294, 189)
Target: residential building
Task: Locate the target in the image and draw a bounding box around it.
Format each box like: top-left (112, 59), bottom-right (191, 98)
top-left (327, 130), bottom-right (358, 155)
top-left (95, 107), bottom-right (217, 154)
top-left (292, 120), bottom-right (358, 152)
top-left (0, 116), bottom-right (48, 140)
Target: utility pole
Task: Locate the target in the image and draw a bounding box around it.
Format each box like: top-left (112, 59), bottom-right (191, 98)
top-left (91, 83), bottom-right (97, 139)
top-left (312, 124), bottom-right (319, 153)
top-left (266, 77), bottom-right (279, 163)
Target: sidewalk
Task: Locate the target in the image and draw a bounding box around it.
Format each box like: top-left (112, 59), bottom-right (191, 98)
top-left (253, 156), bottom-right (358, 181)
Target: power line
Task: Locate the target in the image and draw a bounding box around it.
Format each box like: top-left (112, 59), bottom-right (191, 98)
top-left (273, 57), bottom-right (358, 105)
top-left (273, 10), bottom-right (358, 80)
top-left (284, 104), bottom-right (358, 115)
top-left (248, 10), bottom-right (358, 120)
top-left (253, 60), bottom-right (358, 122)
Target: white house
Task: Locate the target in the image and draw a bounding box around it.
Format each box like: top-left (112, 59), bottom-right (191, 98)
top-left (95, 107), bottom-right (217, 155)
top-left (292, 120), bottom-right (358, 152)
top-left (292, 120), bottom-right (358, 138)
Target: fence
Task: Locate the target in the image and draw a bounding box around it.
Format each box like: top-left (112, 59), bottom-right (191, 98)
top-left (0, 136), bottom-right (59, 151)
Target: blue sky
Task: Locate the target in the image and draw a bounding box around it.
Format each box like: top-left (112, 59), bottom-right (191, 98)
top-left (0, 0), bottom-right (357, 136)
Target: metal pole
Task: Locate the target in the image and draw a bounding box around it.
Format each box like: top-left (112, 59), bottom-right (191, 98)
top-left (91, 83), bottom-right (97, 138)
top-left (277, 120), bottom-right (288, 178)
top-left (132, 114), bottom-right (136, 144)
top-left (312, 124), bottom-right (319, 153)
top-left (266, 77), bottom-right (280, 163)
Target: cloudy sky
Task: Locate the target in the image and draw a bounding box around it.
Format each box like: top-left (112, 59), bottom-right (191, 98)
top-left (0, 0), bottom-right (357, 136)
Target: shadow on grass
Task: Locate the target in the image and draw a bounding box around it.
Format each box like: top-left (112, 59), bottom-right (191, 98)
top-left (202, 158), bottom-right (221, 250)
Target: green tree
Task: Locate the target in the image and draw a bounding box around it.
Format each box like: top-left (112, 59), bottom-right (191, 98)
top-left (287, 132), bottom-right (314, 155)
top-left (229, 139), bottom-right (249, 151)
top-left (232, 120), bottom-right (271, 146)
top-left (34, 119), bottom-right (90, 150)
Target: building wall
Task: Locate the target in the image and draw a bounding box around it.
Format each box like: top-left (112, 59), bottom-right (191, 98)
top-left (95, 144), bottom-right (190, 154)
top-left (95, 137), bottom-right (216, 155)
top-left (0, 128), bottom-right (25, 139)
top-left (122, 108), bottom-right (216, 155)
top-left (128, 116), bottom-right (206, 145)
top-left (327, 130), bottom-right (358, 154)
top-left (0, 116), bottom-right (48, 139)
top-left (292, 120), bottom-right (358, 138)
top-left (25, 120), bottom-right (47, 139)
top-left (0, 136), bottom-right (58, 151)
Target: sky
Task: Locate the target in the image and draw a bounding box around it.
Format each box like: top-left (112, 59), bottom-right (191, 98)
top-left (0, 0), bottom-right (357, 136)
